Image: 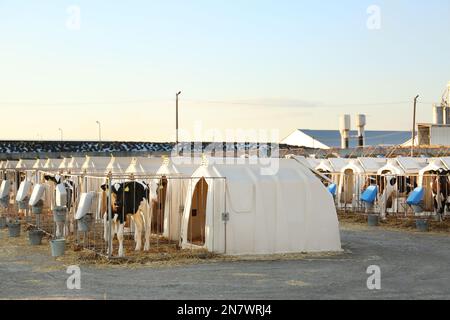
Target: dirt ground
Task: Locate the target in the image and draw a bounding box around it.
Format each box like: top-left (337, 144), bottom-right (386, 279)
top-left (2, 220), bottom-right (450, 300)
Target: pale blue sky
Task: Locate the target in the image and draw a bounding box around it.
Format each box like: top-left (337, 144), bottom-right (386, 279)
top-left (0, 0), bottom-right (449, 141)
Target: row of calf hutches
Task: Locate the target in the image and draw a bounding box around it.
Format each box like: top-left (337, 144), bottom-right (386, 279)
top-left (0, 155), bottom-right (343, 256)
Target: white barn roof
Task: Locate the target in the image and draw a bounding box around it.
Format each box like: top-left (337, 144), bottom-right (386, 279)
top-left (282, 130), bottom-right (330, 149)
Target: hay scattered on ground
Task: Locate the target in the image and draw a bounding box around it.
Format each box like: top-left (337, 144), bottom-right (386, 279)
top-left (338, 213), bottom-right (450, 234)
top-left (0, 224), bottom-right (344, 269)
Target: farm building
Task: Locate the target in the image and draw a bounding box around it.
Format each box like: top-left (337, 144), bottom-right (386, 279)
top-left (281, 129), bottom-right (411, 149)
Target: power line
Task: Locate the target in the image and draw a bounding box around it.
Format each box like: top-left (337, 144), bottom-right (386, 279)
top-left (0, 99), bottom-right (423, 108)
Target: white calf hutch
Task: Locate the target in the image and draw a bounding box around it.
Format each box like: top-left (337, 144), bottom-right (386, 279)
top-left (180, 159), bottom-right (342, 255)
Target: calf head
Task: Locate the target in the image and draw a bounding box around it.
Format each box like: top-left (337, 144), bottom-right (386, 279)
top-left (44, 174), bottom-right (62, 185)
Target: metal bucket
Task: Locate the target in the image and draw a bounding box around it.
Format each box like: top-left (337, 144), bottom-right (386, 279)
top-left (17, 201), bottom-right (28, 210)
top-left (8, 222), bottom-right (21, 237)
top-left (411, 205), bottom-right (423, 214)
top-left (77, 214), bottom-right (92, 232)
top-left (0, 198), bottom-right (8, 208)
top-left (50, 239), bottom-right (66, 257)
top-left (0, 216), bottom-right (6, 229)
top-left (368, 214), bottom-right (379, 227)
top-left (53, 208), bottom-right (67, 223)
top-left (416, 219), bottom-right (429, 232)
top-left (28, 230), bottom-right (44, 245)
top-left (32, 206), bottom-right (43, 215)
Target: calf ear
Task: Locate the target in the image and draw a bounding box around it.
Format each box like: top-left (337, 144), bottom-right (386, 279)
top-left (101, 184), bottom-right (107, 191)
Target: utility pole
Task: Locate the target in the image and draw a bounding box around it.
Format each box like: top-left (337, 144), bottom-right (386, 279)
top-left (96, 121), bottom-right (102, 142)
top-left (176, 91), bottom-right (181, 153)
top-left (411, 95), bottom-right (419, 157)
top-left (58, 128), bottom-right (63, 142)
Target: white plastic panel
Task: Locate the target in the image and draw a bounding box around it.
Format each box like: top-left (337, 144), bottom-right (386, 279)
top-left (55, 184), bottom-right (68, 207)
top-left (75, 192), bottom-right (95, 220)
top-left (16, 181), bottom-right (32, 202)
top-left (29, 184), bottom-right (46, 206)
top-left (0, 180), bottom-right (10, 199)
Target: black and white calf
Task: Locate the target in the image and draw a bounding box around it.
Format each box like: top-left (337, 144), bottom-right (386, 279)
top-left (101, 181), bottom-right (156, 257)
top-left (430, 169), bottom-right (450, 221)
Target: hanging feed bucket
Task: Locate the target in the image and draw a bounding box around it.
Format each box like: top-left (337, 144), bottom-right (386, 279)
top-left (8, 222), bottom-right (21, 237)
top-left (0, 216), bottom-right (6, 229)
top-left (17, 201), bottom-right (28, 210)
top-left (368, 214), bottom-right (379, 227)
top-left (50, 238), bottom-right (66, 257)
top-left (28, 230), bottom-right (44, 245)
top-left (31, 205), bottom-right (43, 215)
top-left (0, 197), bottom-right (8, 209)
top-left (53, 207), bottom-right (67, 223)
top-left (77, 214), bottom-right (92, 232)
top-left (416, 219), bottom-right (429, 232)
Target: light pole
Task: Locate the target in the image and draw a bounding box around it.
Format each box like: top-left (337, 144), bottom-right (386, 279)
top-left (411, 95), bottom-right (420, 157)
top-left (176, 91), bottom-right (181, 152)
top-left (58, 128), bottom-right (63, 142)
top-left (96, 121), bottom-right (102, 143)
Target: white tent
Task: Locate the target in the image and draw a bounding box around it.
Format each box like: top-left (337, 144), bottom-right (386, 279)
top-left (180, 158), bottom-right (341, 255)
top-left (337, 160), bottom-right (366, 207)
top-left (419, 159), bottom-right (445, 183)
top-left (306, 157), bottom-right (322, 170)
top-left (328, 158), bottom-right (350, 172)
top-left (125, 157), bottom-right (163, 175)
top-left (16, 159), bottom-right (36, 170)
top-left (4, 160), bottom-right (18, 169)
top-left (358, 157), bottom-right (386, 174)
top-left (32, 159), bottom-right (45, 169)
top-left (285, 155), bottom-right (319, 171)
top-left (57, 158), bottom-right (69, 171)
top-left (82, 156), bottom-right (113, 174)
top-left (106, 157), bottom-right (133, 174)
top-left (440, 157), bottom-right (450, 170)
top-left (315, 159), bottom-right (334, 173)
top-left (43, 158), bottom-right (64, 170)
top-left (377, 159), bottom-right (405, 175)
top-left (153, 158), bottom-right (200, 241)
top-left (66, 157), bottom-right (86, 174)
top-left (396, 157), bottom-right (428, 174)
top-left (418, 159), bottom-right (446, 212)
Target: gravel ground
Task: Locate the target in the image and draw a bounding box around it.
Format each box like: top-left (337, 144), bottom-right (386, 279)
top-left (1, 223), bottom-right (450, 300)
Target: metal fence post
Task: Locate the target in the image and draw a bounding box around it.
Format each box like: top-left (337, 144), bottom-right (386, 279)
top-left (108, 173), bottom-right (113, 259)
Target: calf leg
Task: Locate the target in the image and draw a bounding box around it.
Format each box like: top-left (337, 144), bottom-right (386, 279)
top-left (103, 213), bottom-right (110, 254)
top-left (133, 214), bottom-right (143, 251)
